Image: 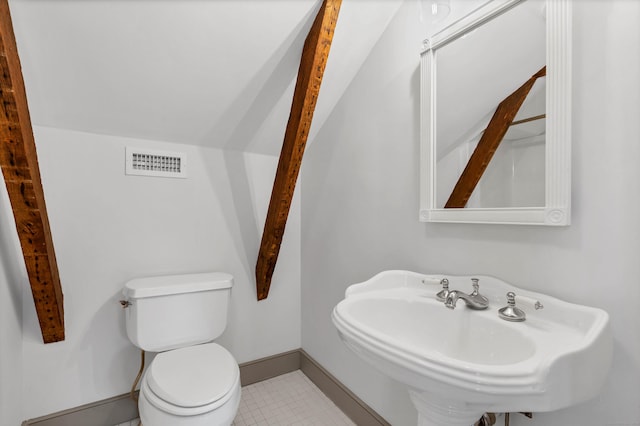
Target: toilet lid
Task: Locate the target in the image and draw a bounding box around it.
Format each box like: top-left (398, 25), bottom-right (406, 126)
top-left (147, 343), bottom-right (238, 408)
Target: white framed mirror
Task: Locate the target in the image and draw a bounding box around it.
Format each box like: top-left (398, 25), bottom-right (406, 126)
top-left (419, 0), bottom-right (571, 225)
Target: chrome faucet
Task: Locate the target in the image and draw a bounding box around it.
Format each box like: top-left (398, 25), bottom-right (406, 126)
top-left (444, 278), bottom-right (489, 310)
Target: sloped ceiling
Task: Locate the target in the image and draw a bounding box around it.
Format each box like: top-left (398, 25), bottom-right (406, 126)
top-left (9, 0), bottom-right (402, 155)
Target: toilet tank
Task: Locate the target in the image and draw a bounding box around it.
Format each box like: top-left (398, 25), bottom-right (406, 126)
top-left (122, 272), bottom-right (233, 352)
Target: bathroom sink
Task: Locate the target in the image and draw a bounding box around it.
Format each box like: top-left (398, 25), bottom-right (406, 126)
top-left (332, 271), bottom-right (612, 426)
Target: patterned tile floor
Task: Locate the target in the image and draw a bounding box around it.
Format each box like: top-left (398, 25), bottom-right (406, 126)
top-left (115, 370), bottom-right (355, 426)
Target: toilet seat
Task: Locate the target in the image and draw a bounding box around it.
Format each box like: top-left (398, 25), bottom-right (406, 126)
top-left (143, 343), bottom-right (240, 416)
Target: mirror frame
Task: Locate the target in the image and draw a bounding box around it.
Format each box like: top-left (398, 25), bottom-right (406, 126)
top-left (419, 0), bottom-right (572, 225)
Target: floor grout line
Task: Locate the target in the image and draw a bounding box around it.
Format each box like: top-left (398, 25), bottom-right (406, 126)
top-left (114, 370), bottom-right (355, 426)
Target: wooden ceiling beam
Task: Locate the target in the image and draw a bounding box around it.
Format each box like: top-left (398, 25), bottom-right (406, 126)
top-left (0, 0), bottom-right (64, 343)
top-left (256, 0), bottom-right (342, 300)
top-left (445, 66), bottom-right (546, 208)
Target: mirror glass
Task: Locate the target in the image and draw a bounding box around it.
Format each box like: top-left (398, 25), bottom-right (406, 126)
top-left (420, 0), bottom-right (571, 225)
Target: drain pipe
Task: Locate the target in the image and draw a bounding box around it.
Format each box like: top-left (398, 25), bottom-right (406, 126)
top-left (475, 412), bottom-right (497, 426)
top-left (475, 412), bottom-right (533, 426)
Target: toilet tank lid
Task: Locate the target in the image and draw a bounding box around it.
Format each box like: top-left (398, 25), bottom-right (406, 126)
top-left (123, 272), bottom-right (233, 299)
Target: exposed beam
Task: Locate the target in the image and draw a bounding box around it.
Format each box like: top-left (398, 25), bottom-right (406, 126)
top-left (445, 67), bottom-right (546, 208)
top-left (510, 113), bottom-right (545, 127)
top-left (0, 0), bottom-right (65, 342)
top-left (256, 0), bottom-right (342, 300)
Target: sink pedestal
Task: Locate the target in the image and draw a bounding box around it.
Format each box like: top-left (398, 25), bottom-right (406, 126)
top-left (409, 391), bottom-right (484, 426)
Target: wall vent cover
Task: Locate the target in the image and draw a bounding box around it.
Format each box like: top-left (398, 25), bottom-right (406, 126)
top-left (125, 147), bottom-right (187, 178)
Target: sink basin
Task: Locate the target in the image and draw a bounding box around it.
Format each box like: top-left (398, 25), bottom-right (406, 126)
top-left (332, 271), bottom-right (612, 426)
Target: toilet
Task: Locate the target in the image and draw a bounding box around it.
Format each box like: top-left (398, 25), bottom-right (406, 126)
top-left (122, 272), bottom-right (241, 426)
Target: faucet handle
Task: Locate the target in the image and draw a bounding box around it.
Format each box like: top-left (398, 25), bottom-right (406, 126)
top-left (471, 278), bottom-right (480, 294)
top-left (498, 292), bottom-right (526, 322)
top-left (511, 293), bottom-right (544, 310)
top-left (435, 278), bottom-right (450, 301)
top-left (469, 278), bottom-right (489, 306)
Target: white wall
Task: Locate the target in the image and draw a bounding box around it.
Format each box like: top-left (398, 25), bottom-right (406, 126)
top-left (16, 126), bottom-right (301, 420)
top-left (0, 174), bottom-right (25, 426)
top-left (301, 1), bottom-right (640, 425)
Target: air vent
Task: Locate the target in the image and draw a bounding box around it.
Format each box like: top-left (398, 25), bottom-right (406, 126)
top-left (125, 147), bottom-right (187, 178)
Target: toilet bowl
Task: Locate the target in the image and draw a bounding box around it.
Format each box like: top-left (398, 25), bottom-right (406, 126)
top-left (121, 272), bottom-right (240, 426)
top-left (138, 343), bottom-right (241, 426)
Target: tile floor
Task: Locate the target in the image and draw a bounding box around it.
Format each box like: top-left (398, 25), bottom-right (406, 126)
top-left (115, 370), bottom-right (355, 426)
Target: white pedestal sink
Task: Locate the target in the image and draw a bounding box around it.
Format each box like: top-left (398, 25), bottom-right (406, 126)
top-left (332, 271), bottom-right (612, 426)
